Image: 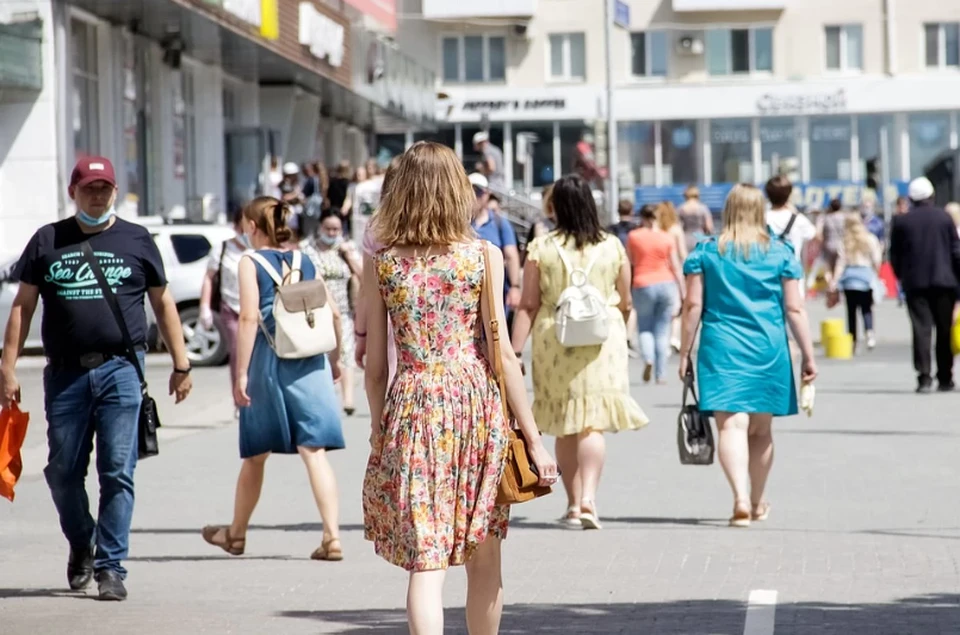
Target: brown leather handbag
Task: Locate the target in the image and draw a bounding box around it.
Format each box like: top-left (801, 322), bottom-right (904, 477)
top-left (480, 243), bottom-right (553, 506)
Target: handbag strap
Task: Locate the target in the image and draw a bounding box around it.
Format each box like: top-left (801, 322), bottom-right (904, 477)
top-left (79, 242), bottom-right (147, 390)
top-left (481, 242), bottom-right (510, 422)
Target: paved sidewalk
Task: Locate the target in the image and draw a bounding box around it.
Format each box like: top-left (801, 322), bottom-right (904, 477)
top-left (1, 302), bottom-right (958, 634)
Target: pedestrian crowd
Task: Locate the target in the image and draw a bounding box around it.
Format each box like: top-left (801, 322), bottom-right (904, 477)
top-left (1, 144), bottom-right (958, 635)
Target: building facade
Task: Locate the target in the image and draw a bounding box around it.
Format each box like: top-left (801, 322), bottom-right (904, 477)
top-left (395, 0), bottom-right (960, 209)
top-left (0, 0), bottom-right (431, 259)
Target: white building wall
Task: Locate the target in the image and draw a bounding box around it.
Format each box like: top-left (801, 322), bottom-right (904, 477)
top-left (0, 0), bottom-right (59, 260)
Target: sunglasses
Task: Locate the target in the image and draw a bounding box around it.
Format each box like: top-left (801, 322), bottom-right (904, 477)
top-left (473, 185), bottom-right (487, 198)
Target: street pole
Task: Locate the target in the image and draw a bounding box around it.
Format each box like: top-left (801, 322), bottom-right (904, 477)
top-left (604, 0), bottom-right (618, 223)
top-left (880, 125), bottom-right (891, 226)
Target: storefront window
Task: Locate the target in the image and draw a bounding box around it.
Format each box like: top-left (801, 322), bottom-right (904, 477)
top-left (661, 120), bottom-right (699, 185)
top-left (414, 128), bottom-right (457, 149)
top-left (759, 117), bottom-right (798, 181)
top-left (618, 122), bottom-right (656, 186)
top-left (560, 123), bottom-right (589, 180)
top-left (810, 116), bottom-right (852, 180)
top-left (909, 112), bottom-right (951, 177)
top-left (710, 119), bottom-right (753, 184)
top-left (513, 124), bottom-right (555, 188)
top-left (71, 19), bottom-right (100, 157)
top-left (857, 114), bottom-right (899, 183)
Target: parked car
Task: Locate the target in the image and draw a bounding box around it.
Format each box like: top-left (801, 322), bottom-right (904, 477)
top-left (141, 221), bottom-right (237, 367)
top-left (0, 221), bottom-right (237, 367)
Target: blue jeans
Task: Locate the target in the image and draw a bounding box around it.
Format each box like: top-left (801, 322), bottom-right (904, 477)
top-left (633, 283), bottom-right (677, 380)
top-left (43, 354), bottom-right (144, 578)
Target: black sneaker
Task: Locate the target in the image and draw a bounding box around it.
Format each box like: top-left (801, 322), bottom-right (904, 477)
top-left (937, 382), bottom-right (955, 393)
top-left (67, 544), bottom-right (94, 591)
top-left (96, 570), bottom-right (127, 602)
top-left (917, 382), bottom-right (933, 394)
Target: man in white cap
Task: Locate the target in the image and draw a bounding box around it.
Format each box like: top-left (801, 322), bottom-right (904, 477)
top-left (469, 172), bottom-right (522, 319)
top-left (889, 177), bottom-right (960, 393)
top-left (472, 131), bottom-right (506, 191)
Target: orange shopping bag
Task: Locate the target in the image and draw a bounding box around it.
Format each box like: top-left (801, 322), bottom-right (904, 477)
top-left (0, 403), bottom-right (30, 502)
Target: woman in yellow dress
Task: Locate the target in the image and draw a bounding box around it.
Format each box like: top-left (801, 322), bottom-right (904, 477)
top-left (511, 175), bottom-right (649, 530)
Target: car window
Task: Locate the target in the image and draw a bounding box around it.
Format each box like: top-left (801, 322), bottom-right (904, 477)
top-left (170, 234), bottom-right (212, 264)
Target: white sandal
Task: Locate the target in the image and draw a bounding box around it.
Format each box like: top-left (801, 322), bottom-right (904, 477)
top-left (580, 499), bottom-right (602, 530)
top-left (558, 505), bottom-right (581, 528)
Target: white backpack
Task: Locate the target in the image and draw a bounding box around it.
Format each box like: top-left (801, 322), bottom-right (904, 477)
top-left (552, 238), bottom-right (610, 347)
top-left (248, 251), bottom-right (337, 359)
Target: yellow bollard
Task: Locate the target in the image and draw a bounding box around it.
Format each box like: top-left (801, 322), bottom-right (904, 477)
top-left (825, 333), bottom-right (854, 359)
top-left (820, 318), bottom-right (845, 346)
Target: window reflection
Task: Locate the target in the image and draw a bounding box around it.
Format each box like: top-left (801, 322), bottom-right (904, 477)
top-left (909, 112), bottom-right (951, 177)
top-left (809, 116), bottom-right (852, 180)
top-left (662, 120), bottom-right (699, 185)
top-left (711, 119), bottom-right (752, 183)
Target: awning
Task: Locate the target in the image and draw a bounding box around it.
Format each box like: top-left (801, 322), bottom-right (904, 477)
top-left (0, 17), bottom-right (42, 91)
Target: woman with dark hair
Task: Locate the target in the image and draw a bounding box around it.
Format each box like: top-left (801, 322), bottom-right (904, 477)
top-left (511, 175), bottom-right (648, 530)
top-left (816, 197), bottom-right (846, 283)
top-left (328, 161), bottom-right (353, 238)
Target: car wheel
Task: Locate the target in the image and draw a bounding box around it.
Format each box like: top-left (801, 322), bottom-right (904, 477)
top-left (179, 305), bottom-right (229, 367)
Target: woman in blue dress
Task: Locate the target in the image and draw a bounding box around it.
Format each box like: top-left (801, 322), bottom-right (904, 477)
top-left (202, 196), bottom-right (347, 560)
top-left (679, 184), bottom-right (817, 528)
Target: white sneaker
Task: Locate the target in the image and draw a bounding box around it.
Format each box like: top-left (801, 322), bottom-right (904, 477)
top-left (866, 332), bottom-right (876, 350)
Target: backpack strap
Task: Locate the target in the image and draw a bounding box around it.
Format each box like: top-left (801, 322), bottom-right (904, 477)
top-left (552, 237), bottom-right (575, 277)
top-left (553, 237), bottom-right (602, 286)
top-left (779, 213), bottom-right (798, 240)
top-left (247, 252), bottom-right (283, 287)
top-left (287, 250), bottom-right (303, 284)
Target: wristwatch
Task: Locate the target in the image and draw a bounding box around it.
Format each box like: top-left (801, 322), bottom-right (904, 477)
top-left (173, 366), bottom-right (192, 375)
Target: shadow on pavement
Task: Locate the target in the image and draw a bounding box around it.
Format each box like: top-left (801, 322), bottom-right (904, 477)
top-left (0, 588), bottom-right (95, 601)
top-left (509, 516), bottom-right (722, 531)
top-left (127, 554), bottom-right (300, 563)
top-left (276, 593), bottom-right (960, 634)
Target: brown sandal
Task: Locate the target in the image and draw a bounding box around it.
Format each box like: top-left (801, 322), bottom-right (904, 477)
top-left (752, 502), bottom-right (771, 522)
top-left (729, 501), bottom-right (752, 528)
top-left (202, 525), bottom-right (246, 556)
top-left (310, 537), bottom-right (343, 561)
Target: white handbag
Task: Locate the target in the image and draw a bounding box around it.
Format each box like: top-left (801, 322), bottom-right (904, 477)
top-left (247, 251), bottom-right (337, 359)
top-left (552, 238), bottom-right (610, 347)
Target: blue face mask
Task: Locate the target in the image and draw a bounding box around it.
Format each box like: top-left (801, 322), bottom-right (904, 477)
top-left (77, 208), bottom-right (115, 226)
top-left (238, 234), bottom-right (252, 249)
top-left (318, 233), bottom-right (340, 247)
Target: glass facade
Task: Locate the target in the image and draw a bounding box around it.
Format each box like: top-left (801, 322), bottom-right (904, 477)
top-left (909, 112), bottom-right (951, 177)
top-left (661, 120), bottom-right (699, 184)
top-left (759, 117), bottom-right (797, 181)
top-left (618, 122), bottom-right (656, 186)
top-left (513, 123), bottom-right (555, 187)
top-left (710, 119), bottom-right (752, 183)
top-left (71, 19), bottom-right (99, 157)
top-left (809, 116), bottom-right (852, 180)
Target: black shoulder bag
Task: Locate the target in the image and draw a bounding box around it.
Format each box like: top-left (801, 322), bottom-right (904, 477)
top-left (677, 360), bottom-right (715, 466)
top-left (210, 239), bottom-right (229, 313)
top-left (80, 242), bottom-right (161, 459)
top-left (779, 213), bottom-right (798, 240)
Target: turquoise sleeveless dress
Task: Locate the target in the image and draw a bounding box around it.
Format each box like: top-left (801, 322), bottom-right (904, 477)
top-left (683, 238), bottom-right (801, 416)
top-left (239, 249), bottom-right (345, 458)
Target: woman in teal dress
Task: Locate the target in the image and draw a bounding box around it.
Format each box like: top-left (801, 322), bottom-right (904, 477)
top-left (679, 184), bottom-right (817, 528)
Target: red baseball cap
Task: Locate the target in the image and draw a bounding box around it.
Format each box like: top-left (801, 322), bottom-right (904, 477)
top-left (70, 156), bottom-right (117, 189)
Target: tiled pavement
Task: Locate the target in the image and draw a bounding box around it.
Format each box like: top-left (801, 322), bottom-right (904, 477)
top-left (1, 302), bottom-right (958, 634)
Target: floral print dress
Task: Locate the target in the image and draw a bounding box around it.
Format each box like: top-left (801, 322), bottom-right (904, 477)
top-left (362, 241), bottom-right (510, 572)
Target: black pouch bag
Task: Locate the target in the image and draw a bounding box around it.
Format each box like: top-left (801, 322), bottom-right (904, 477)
top-left (80, 242), bottom-right (160, 459)
top-left (677, 360), bottom-right (715, 466)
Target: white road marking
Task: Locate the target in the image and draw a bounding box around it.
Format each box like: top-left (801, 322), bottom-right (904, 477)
top-left (743, 589), bottom-right (778, 635)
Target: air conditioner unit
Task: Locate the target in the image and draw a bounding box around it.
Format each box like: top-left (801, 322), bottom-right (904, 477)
top-left (676, 34), bottom-right (704, 56)
top-left (511, 22), bottom-right (533, 40)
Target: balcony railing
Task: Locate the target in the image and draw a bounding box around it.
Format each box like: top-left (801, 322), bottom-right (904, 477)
top-left (421, 0), bottom-right (537, 21)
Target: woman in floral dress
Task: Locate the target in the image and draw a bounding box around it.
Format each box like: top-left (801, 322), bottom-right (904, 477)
top-left (361, 142), bottom-right (558, 635)
top-left (302, 210), bottom-right (362, 415)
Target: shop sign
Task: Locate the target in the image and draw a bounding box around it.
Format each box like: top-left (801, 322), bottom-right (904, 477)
top-left (635, 180), bottom-right (908, 211)
top-left (756, 89), bottom-right (847, 116)
top-left (299, 2), bottom-right (345, 67)
top-left (460, 98), bottom-right (567, 114)
top-left (342, 0), bottom-right (397, 31)
top-left (223, 0), bottom-right (261, 26)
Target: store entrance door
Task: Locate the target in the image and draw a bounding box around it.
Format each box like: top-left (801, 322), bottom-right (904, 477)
top-left (225, 127), bottom-right (280, 219)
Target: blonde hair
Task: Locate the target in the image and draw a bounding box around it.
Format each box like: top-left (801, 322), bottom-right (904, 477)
top-left (946, 201), bottom-right (960, 227)
top-left (718, 184), bottom-right (769, 258)
top-left (371, 142), bottom-right (474, 247)
top-left (684, 185), bottom-right (700, 200)
top-left (656, 201), bottom-right (678, 231)
top-left (843, 212), bottom-right (874, 260)
top-left (243, 196), bottom-right (292, 247)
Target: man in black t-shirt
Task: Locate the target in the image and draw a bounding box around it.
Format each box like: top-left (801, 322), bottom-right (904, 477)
top-left (0, 156), bottom-right (193, 601)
